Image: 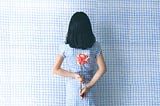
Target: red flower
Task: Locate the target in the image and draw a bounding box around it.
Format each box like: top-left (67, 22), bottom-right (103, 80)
top-left (76, 53), bottom-right (89, 66)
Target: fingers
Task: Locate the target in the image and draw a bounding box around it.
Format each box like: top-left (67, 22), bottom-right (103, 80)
top-left (76, 74), bottom-right (85, 83)
top-left (79, 87), bottom-right (88, 99)
top-left (80, 75), bottom-right (85, 83)
top-left (80, 93), bottom-right (86, 99)
top-left (79, 89), bottom-right (84, 99)
top-left (80, 91), bottom-right (86, 99)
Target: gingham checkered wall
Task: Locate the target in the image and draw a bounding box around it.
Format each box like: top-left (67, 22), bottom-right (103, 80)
top-left (0, 1), bottom-right (159, 106)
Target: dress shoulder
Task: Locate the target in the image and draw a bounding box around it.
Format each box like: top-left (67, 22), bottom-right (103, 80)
top-left (92, 41), bottom-right (102, 58)
top-left (59, 43), bottom-right (67, 58)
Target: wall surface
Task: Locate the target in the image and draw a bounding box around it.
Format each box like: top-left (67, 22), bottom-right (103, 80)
top-left (0, 0), bottom-right (159, 106)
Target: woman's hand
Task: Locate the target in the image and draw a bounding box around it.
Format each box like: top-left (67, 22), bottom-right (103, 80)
top-left (74, 74), bottom-right (85, 84)
top-left (79, 86), bottom-right (89, 99)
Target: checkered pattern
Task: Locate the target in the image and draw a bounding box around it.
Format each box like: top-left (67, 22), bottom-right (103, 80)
top-left (0, 0), bottom-right (159, 106)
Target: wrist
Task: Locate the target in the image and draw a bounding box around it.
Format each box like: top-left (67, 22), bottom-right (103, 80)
top-left (85, 84), bottom-right (91, 89)
top-left (85, 85), bottom-right (89, 89)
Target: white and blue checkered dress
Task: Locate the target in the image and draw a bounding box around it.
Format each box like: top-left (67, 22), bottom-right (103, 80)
top-left (59, 41), bottom-right (101, 106)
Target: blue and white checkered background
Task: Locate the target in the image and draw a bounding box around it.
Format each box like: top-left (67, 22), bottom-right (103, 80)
top-left (0, 0), bottom-right (160, 106)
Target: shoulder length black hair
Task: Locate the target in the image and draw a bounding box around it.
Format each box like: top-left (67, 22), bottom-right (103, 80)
top-left (65, 12), bottom-right (96, 49)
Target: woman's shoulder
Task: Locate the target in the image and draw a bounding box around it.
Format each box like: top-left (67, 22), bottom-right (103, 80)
top-left (92, 41), bottom-right (101, 48)
top-left (59, 42), bottom-right (73, 51)
top-left (59, 42), bottom-right (68, 51)
top-left (59, 42), bottom-right (71, 58)
top-left (91, 41), bottom-right (102, 57)
top-left (59, 42), bottom-right (69, 48)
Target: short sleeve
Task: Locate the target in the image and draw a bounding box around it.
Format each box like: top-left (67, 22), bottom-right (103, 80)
top-left (95, 41), bottom-right (102, 58)
top-left (59, 43), bottom-right (66, 58)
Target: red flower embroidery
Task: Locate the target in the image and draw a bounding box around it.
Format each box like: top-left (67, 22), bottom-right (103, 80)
top-left (76, 53), bottom-right (89, 66)
top-left (76, 53), bottom-right (89, 94)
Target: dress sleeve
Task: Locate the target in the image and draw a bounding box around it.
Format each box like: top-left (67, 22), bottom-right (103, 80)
top-left (59, 43), bottom-right (66, 58)
top-left (95, 42), bottom-right (102, 58)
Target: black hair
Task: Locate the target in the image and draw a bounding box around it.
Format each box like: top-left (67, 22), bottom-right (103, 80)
top-left (65, 12), bottom-right (96, 49)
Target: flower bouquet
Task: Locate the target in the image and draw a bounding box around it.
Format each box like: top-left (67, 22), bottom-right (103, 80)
top-left (76, 53), bottom-right (89, 93)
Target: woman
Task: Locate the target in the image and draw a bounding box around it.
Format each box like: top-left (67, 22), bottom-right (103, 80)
top-left (53, 12), bottom-right (106, 106)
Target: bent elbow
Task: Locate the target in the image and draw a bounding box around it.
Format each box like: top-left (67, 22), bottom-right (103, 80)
top-left (52, 70), bottom-right (55, 74)
top-left (52, 68), bottom-right (58, 74)
top-left (99, 67), bottom-right (107, 74)
top-left (103, 68), bottom-right (107, 73)
top-left (103, 65), bottom-right (107, 73)
top-left (104, 67), bottom-right (107, 73)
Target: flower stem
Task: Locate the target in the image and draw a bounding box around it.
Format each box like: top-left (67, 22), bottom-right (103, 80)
top-left (80, 66), bottom-right (83, 89)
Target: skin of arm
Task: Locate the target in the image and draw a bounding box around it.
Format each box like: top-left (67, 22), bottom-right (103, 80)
top-left (53, 52), bottom-right (107, 99)
top-left (53, 54), bottom-right (75, 77)
top-left (86, 52), bottom-right (107, 88)
top-left (53, 54), bottom-right (85, 83)
top-left (80, 52), bottom-right (107, 98)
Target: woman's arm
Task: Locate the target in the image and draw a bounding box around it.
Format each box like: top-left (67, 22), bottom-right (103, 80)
top-left (79, 52), bottom-right (107, 98)
top-left (53, 54), bottom-right (85, 83)
top-left (53, 54), bottom-right (76, 78)
top-left (86, 52), bottom-right (107, 88)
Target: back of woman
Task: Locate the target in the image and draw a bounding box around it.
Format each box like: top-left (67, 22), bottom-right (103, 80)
top-left (53, 12), bottom-right (106, 106)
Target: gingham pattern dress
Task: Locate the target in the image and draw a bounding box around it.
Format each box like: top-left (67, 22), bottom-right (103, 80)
top-left (59, 41), bottom-right (101, 106)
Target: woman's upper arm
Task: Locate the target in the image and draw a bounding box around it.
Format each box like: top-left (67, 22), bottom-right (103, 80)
top-left (53, 54), bottom-right (64, 72)
top-left (96, 52), bottom-right (107, 72)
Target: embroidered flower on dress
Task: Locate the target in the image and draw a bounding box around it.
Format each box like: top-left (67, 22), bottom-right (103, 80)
top-left (76, 53), bottom-right (89, 66)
